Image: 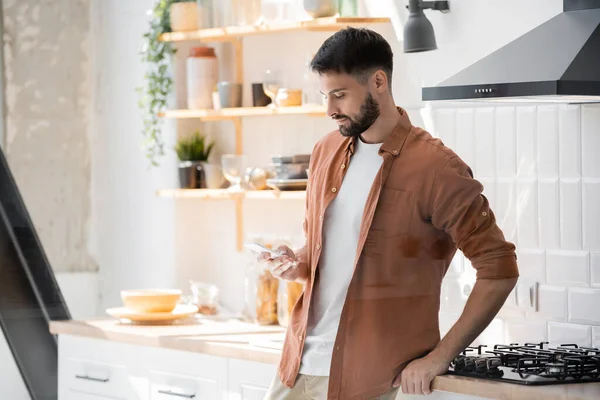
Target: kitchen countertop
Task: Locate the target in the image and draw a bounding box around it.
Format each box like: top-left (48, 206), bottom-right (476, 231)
top-left (49, 318), bottom-right (600, 400)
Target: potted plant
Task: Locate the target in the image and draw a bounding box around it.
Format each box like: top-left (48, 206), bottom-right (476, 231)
top-left (175, 132), bottom-right (215, 189)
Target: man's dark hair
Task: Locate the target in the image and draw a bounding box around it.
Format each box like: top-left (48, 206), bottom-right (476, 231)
top-left (310, 27), bottom-right (394, 89)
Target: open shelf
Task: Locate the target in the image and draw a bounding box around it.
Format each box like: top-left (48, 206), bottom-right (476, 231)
top-left (159, 17), bottom-right (391, 42)
top-left (157, 189), bottom-right (306, 251)
top-left (157, 189), bottom-right (306, 200)
top-left (159, 105), bottom-right (326, 120)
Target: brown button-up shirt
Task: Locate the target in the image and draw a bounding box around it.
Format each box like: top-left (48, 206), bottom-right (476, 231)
top-left (278, 107), bottom-right (519, 399)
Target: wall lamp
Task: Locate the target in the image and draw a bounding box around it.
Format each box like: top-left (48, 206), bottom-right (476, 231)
top-left (404, 0), bottom-right (450, 53)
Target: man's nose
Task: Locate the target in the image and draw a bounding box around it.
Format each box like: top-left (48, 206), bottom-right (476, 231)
top-left (326, 98), bottom-right (338, 118)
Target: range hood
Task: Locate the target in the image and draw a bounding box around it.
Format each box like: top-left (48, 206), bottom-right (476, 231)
top-left (422, 0), bottom-right (600, 103)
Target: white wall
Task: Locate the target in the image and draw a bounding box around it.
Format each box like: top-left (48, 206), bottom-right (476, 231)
top-left (91, 0), bottom-right (178, 311)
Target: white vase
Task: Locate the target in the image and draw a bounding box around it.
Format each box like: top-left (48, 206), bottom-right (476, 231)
top-left (170, 2), bottom-right (199, 32)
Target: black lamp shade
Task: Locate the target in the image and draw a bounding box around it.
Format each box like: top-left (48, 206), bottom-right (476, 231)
top-left (404, 11), bottom-right (438, 53)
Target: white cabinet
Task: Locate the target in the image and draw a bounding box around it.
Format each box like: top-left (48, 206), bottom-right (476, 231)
top-left (228, 359), bottom-right (277, 400)
top-left (58, 335), bottom-right (147, 400)
top-left (57, 335), bottom-right (269, 400)
top-left (142, 346), bottom-right (229, 400)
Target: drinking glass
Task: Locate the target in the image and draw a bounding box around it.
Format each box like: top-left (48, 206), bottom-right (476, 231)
top-left (221, 154), bottom-right (245, 191)
top-left (263, 69), bottom-right (282, 108)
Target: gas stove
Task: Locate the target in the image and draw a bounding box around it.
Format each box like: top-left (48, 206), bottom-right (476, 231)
top-left (447, 342), bottom-right (600, 385)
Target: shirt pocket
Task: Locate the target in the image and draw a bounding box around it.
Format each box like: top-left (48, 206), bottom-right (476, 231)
top-left (370, 188), bottom-right (415, 237)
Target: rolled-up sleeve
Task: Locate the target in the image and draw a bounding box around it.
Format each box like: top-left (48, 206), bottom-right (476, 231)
top-left (430, 156), bottom-right (519, 280)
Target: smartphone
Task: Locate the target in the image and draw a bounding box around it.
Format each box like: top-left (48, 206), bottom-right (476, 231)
top-left (243, 242), bottom-right (282, 258)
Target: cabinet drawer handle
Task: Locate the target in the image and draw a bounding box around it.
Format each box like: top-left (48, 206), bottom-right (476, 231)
top-left (157, 389), bottom-right (196, 398)
top-left (75, 374), bottom-right (109, 383)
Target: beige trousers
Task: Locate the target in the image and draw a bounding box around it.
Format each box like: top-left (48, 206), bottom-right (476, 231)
top-left (263, 374), bottom-right (401, 400)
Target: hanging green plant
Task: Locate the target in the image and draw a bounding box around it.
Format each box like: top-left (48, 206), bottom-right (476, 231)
top-left (136, 0), bottom-right (182, 167)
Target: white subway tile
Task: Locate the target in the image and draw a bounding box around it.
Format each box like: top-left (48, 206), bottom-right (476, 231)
top-left (593, 327), bottom-right (600, 348)
top-left (447, 252), bottom-right (464, 278)
top-left (560, 179), bottom-right (582, 250)
top-left (496, 179), bottom-right (518, 243)
top-left (538, 179), bottom-right (560, 249)
top-left (472, 318), bottom-right (506, 346)
top-left (516, 106), bottom-right (537, 178)
top-left (495, 107), bottom-right (517, 178)
top-left (475, 108), bottom-right (495, 178)
top-left (537, 105), bottom-right (560, 179)
top-left (583, 179), bottom-right (600, 250)
top-left (516, 249), bottom-right (545, 282)
top-left (516, 179), bottom-right (538, 248)
top-left (559, 105), bottom-right (581, 178)
top-left (546, 250), bottom-right (590, 286)
top-left (569, 288), bottom-right (600, 325)
top-left (505, 320), bottom-right (547, 344)
top-left (582, 105), bottom-right (600, 178)
top-left (592, 252), bottom-right (600, 288)
top-left (441, 277), bottom-right (468, 312)
top-left (434, 109), bottom-right (456, 149)
top-left (548, 322), bottom-right (591, 347)
top-left (537, 285), bottom-right (568, 321)
top-left (439, 312), bottom-right (461, 337)
top-left (456, 108), bottom-right (476, 171)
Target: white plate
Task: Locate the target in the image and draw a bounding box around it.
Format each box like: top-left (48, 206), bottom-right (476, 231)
top-left (106, 304), bottom-right (198, 324)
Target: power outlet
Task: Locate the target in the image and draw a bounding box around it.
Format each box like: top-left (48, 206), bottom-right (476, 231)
top-left (516, 280), bottom-right (538, 312)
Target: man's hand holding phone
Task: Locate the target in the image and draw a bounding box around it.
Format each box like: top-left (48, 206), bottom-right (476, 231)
top-left (246, 243), bottom-right (307, 283)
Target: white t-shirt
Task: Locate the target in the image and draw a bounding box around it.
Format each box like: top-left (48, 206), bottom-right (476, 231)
top-left (299, 137), bottom-right (384, 376)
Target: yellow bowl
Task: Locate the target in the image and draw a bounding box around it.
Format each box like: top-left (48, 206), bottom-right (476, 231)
top-left (120, 289), bottom-right (182, 313)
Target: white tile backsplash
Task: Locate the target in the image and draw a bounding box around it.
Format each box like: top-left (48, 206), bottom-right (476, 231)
top-left (558, 105), bottom-right (581, 178)
top-left (546, 250), bottom-right (590, 286)
top-left (516, 179), bottom-right (538, 248)
top-left (495, 107), bottom-right (517, 178)
top-left (515, 249), bottom-right (545, 282)
top-left (592, 252), bottom-right (600, 288)
top-left (456, 108), bottom-right (476, 170)
top-left (516, 106), bottom-right (536, 178)
top-left (495, 179), bottom-right (518, 243)
top-left (582, 105), bottom-right (600, 178)
top-left (436, 104), bottom-right (600, 348)
top-left (434, 109), bottom-right (456, 149)
top-left (475, 108), bottom-right (495, 178)
top-left (582, 179), bottom-right (600, 250)
top-left (559, 179), bottom-right (582, 250)
top-left (569, 288), bottom-right (600, 325)
top-left (537, 285), bottom-right (568, 321)
top-left (537, 106), bottom-right (559, 179)
top-left (505, 320), bottom-right (547, 344)
top-left (548, 322), bottom-right (591, 347)
top-left (538, 179), bottom-right (560, 249)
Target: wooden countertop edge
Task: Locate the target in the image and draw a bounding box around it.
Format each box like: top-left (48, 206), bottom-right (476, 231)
top-left (50, 321), bottom-right (599, 400)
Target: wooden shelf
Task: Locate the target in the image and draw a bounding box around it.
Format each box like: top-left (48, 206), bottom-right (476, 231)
top-left (156, 189), bottom-right (306, 200)
top-left (158, 189), bottom-right (306, 251)
top-left (159, 105), bottom-right (326, 121)
top-left (159, 17), bottom-right (391, 43)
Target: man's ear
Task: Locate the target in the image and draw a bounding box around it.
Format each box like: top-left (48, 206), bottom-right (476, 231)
top-left (373, 70), bottom-right (388, 92)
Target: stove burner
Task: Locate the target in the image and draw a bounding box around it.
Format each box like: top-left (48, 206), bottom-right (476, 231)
top-left (449, 343), bottom-right (600, 385)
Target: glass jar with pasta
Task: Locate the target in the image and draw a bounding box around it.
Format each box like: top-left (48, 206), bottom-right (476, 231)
top-left (277, 281), bottom-right (304, 327)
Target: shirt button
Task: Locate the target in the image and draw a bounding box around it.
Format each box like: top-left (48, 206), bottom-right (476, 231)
top-left (482, 211), bottom-right (488, 216)
top-left (298, 335), bottom-right (303, 341)
top-left (316, 244), bottom-right (321, 250)
top-left (319, 215), bottom-right (323, 221)
top-left (392, 150), bottom-right (398, 155)
top-left (341, 164), bottom-right (346, 169)
top-left (331, 187), bottom-right (337, 193)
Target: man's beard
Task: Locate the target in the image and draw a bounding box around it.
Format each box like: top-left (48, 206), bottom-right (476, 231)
top-left (335, 93), bottom-right (380, 138)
